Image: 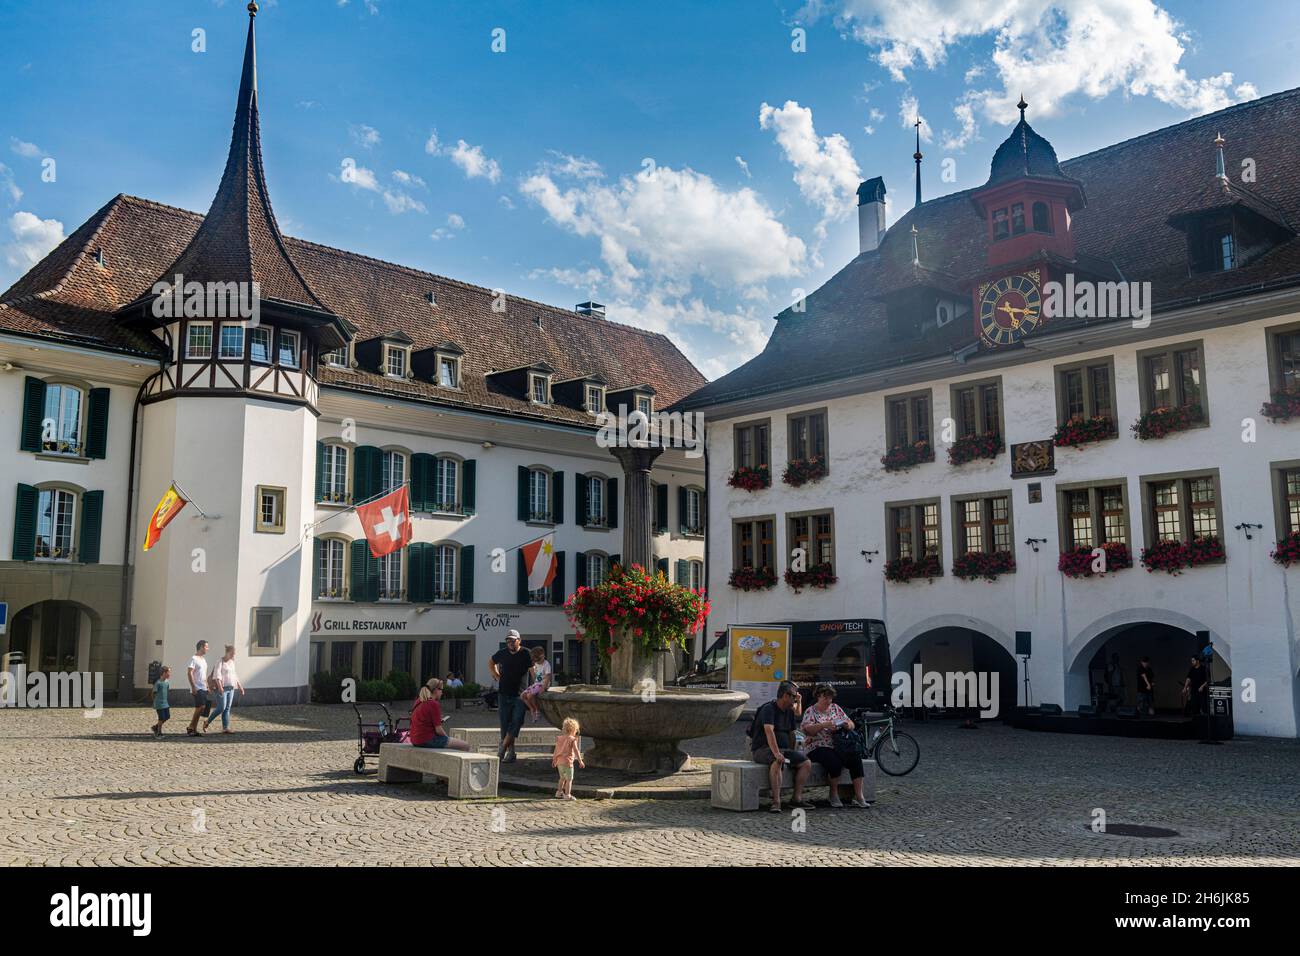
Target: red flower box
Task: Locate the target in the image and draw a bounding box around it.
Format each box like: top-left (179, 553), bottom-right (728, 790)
top-left (951, 549), bottom-right (1015, 581)
top-left (884, 554), bottom-right (942, 583)
top-left (727, 465), bottom-right (771, 491)
top-left (728, 566), bottom-right (777, 591)
top-left (782, 456), bottom-right (828, 487)
top-left (1131, 404), bottom-right (1203, 440)
top-left (784, 562), bottom-right (837, 593)
top-left (1140, 536), bottom-right (1225, 574)
top-left (1058, 542), bottom-right (1132, 578)
top-left (1052, 415), bottom-right (1117, 448)
top-left (881, 440), bottom-right (935, 472)
top-left (948, 431), bottom-right (1002, 466)
top-left (1271, 530), bottom-right (1300, 567)
top-left (1261, 387), bottom-right (1300, 423)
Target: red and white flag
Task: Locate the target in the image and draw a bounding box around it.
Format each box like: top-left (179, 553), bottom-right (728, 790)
top-left (357, 486), bottom-right (412, 558)
top-left (522, 533), bottom-right (557, 591)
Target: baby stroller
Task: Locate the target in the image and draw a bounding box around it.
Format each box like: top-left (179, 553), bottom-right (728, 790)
top-left (351, 702), bottom-right (409, 774)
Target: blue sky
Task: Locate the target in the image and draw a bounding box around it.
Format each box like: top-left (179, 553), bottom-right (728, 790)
top-left (2, 0), bottom-right (1297, 378)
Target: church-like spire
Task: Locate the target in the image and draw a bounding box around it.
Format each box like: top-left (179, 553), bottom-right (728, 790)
top-left (139, 1), bottom-right (330, 313)
top-left (913, 117), bottom-right (923, 208)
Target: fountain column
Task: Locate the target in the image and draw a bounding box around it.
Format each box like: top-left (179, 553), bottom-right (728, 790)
top-left (608, 444), bottom-right (664, 691)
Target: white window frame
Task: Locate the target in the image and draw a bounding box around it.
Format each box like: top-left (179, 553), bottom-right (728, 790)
top-left (636, 394), bottom-right (653, 417)
top-left (320, 443), bottom-right (351, 504)
top-left (687, 559), bottom-right (704, 590)
top-left (586, 552), bottom-right (609, 587)
top-left (318, 537), bottom-right (347, 600)
top-left (255, 485), bottom-right (286, 534)
top-left (34, 487), bottom-right (77, 561)
top-left (278, 329), bottom-right (301, 369)
top-left (219, 323), bottom-right (245, 360)
top-left (381, 450), bottom-right (407, 494)
top-left (586, 384), bottom-right (605, 414)
top-left (434, 543), bottom-right (459, 603)
top-left (186, 321), bottom-right (213, 359)
top-left (530, 373), bottom-right (551, 405)
top-left (528, 468), bottom-right (551, 522)
top-left (385, 345), bottom-right (408, 379)
top-left (685, 487), bottom-right (704, 535)
top-left (378, 550), bottom-right (404, 601)
top-left (586, 474), bottom-right (605, 526)
top-left (320, 345), bottom-right (349, 368)
top-left (437, 354), bottom-right (460, 389)
top-left (434, 456), bottom-right (460, 511)
top-left (41, 382), bottom-right (85, 456)
top-left (249, 326), bottom-right (272, 364)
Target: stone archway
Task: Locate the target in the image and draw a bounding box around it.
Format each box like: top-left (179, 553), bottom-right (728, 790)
top-left (890, 616), bottom-right (1019, 720)
top-left (5, 599), bottom-right (98, 674)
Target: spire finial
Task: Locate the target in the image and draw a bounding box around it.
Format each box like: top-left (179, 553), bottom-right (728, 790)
top-left (913, 117), bottom-right (923, 208)
top-left (910, 223), bottom-right (920, 266)
top-left (1017, 93), bottom-right (1028, 118)
top-left (248, 1), bottom-right (258, 16)
top-left (1214, 131), bottom-right (1227, 185)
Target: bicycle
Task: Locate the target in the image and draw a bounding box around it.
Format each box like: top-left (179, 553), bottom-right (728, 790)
top-left (848, 705), bottom-right (920, 776)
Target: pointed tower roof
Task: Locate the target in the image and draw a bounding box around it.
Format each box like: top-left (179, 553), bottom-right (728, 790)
top-left (985, 97), bottom-right (1074, 187)
top-left (135, 3), bottom-right (332, 314)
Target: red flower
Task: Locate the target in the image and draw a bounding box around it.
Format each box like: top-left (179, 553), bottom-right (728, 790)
top-left (781, 457), bottom-right (829, 487)
top-left (728, 465), bottom-right (772, 492)
top-left (948, 431), bottom-right (1003, 466)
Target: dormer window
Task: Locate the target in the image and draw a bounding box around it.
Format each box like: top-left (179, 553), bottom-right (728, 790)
top-left (321, 345), bottom-right (349, 368)
top-left (278, 329), bottom-right (300, 369)
top-left (438, 354), bottom-right (460, 389)
top-left (586, 384), bottom-right (605, 414)
top-left (530, 373), bottom-right (551, 405)
top-left (636, 394), bottom-right (653, 417)
top-left (385, 345), bottom-right (408, 379)
top-left (1010, 203), bottom-right (1026, 235)
top-left (992, 208), bottom-right (1009, 241)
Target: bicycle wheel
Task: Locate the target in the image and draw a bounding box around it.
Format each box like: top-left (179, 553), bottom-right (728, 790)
top-left (873, 730), bottom-right (920, 776)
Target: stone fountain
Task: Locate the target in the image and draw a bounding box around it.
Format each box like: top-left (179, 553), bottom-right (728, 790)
top-left (537, 442), bottom-right (748, 774)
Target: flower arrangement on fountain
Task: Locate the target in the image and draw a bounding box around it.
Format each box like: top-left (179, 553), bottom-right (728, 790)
top-left (1052, 415), bottom-right (1116, 448)
top-left (727, 464), bottom-right (771, 491)
top-left (1058, 541), bottom-right (1132, 578)
top-left (881, 440), bottom-right (934, 472)
top-left (563, 562), bottom-right (711, 661)
top-left (883, 553), bottom-right (942, 583)
top-left (1272, 531), bottom-right (1300, 567)
top-left (1140, 536), bottom-right (1225, 574)
top-left (1261, 386), bottom-right (1300, 423)
top-left (951, 549), bottom-right (1016, 581)
top-left (781, 456), bottom-right (828, 487)
top-left (1131, 404), bottom-right (1203, 440)
top-left (948, 430), bottom-right (1002, 465)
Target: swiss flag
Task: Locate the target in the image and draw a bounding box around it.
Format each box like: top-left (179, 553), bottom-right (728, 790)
top-left (357, 486), bottom-right (412, 558)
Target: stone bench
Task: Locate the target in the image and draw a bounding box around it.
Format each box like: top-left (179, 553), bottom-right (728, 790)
top-left (377, 743), bottom-right (498, 798)
top-left (460, 725), bottom-right (561, 753)
top-left (711, 757), bottom-right (877, 812)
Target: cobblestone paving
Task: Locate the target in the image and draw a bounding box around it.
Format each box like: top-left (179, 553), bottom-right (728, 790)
top-left (1, 703), bottom-right (1297, 866)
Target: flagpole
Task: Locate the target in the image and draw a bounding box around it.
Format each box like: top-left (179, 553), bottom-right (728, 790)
top-left (170, 480), bottom-right (214, 519)
top-left (300, 480), bottom-right (415, 540)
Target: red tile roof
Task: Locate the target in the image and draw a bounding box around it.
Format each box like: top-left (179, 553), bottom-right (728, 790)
top-left (681, 87), bottom-right (1300, 411)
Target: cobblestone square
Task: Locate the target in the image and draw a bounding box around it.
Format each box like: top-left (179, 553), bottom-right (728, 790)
top-left (1, 704), bottom-right (1296, 866)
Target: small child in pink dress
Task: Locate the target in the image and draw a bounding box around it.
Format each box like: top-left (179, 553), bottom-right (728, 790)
top-left (551, 717), bottom-right (584, 800)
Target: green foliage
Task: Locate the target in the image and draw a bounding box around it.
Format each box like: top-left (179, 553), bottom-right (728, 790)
top-left (385, 669), bottom-right (417, 700)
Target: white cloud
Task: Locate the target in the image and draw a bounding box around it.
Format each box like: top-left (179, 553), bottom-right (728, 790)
top-left (391, 169), bottom-right (426, 189)
top-left (426, 129), bottom-right (502, 183)
top-left (0, 164), bottom-right (21, 203)
top-left (735, 155), bottom-right (751, 178)
top-left (759, 101), bottom-right (862, 223)
top-left (9, 138), bottom-right (41, 159)
top-left (338, 158), bottom-right (425, 214)
top-left (898, 93), bottom-right (931, 142)
top-left (808, 0), bottom-right (1258, 146)
top-left (446, 213), bottom-right (465, 229)
top-left (607, 294), bottom-right (772, 380)
top-left (350, 124), bottom-right (381, 149)
top-left (520, 161), bottom-right (806, 297)
top-left (4, 211), bottom-right (64, 269)
top-left (528, 265), bottom-right (605, 291)
top-left (541, 151), bottom-right (603, 180)
top-left (498, 195), bottom-right (516, 210)
top-left (382, 191), bottom-right (426, 214)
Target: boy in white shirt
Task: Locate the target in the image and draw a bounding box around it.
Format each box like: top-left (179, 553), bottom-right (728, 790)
top-left (186, 640), bottom-right (210, 736)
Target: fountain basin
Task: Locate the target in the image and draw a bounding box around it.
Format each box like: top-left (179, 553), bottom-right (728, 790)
top-left (537, 683), bottom-right (748, 774)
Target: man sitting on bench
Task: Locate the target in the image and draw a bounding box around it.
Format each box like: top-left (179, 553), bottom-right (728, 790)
top-left (751, 680), bottom-right (813, 813)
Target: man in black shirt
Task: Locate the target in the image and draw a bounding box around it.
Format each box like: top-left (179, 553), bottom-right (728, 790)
top-left (751, 681), bottom-right (812, 813)
top-left (1136, 657), bottom-right (1155, 717)
top-left (1184, 658), bottom-right (1208, 717)
top-left (490, 630), bottom-right (533, 762)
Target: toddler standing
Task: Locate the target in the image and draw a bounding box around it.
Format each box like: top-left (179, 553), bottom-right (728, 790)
top-left (551, 717), bottom-right (584, 800)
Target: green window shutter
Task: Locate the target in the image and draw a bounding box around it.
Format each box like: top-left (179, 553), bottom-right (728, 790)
top-left (575, 550), bottom-right (587, 588)
top-left (462, 459), bottom-right (477, 514)
top-left (551, 551), bottom-right (566, 605)
top-left (676, 559), bottom-right (687, 586)
top-left (353, 446), bottom-right (381, 503)
top-left (517, 466), bottom-right (529, 521)
top-left (409, 453), bottom-right (430, 512)
top-left (552, 471), bottom-right (564, 525)
top-left (576, 474), bottom-right (588, 525)
top-left (656, 557), bottom-right (669, 578)
top-left (79, 490), bottom-right (104, 563)
top-left (312, 537), bottom-right (322, 597)
top-left (678, 486), bottom-right (688, 534)
top-left (20, 377), bottom-right (45, 453)
top-left (516, 550), bottom-right (529, 604)
top-left (407, 542), bottom-right (427, 602)
top-left (459, 545), bottom-right (475, 604)
top-left (655, 483), bottom-right (669, 533)
top-left (350, 539), bottom-right (375, 602)
top-left (314, 441), bottom-right (327, 502)
top-left (85, 388), bottom-right (110, 459)
top-left (607, 477), bottom-right (619, 529)
top-left (12, 484), bottom-right (37, 560)
top-left (700, 492), bottom-right (707, 530)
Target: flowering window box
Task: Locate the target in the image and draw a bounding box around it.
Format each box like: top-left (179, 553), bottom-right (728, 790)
top-left (948, 431), bottom-right (1002, 466)
top-left (727, 465), bottom-right (771, 492)
top-left (1131, 404), bottom-right (1203, 440)
top-left (1261, 387), bottom-right (1300, 423)
top-left (884, 554), bottom-right (942, 583)
top-left (782, 456), bottom-right (828, 487)
top-left (728, 566), bottom-right (778, 591)
top-left (1270, 531), bottom-right (1300, 567)
top-left (952, 549), bottom-right (1015, 581)
top-left (881, 441), bottom-right (934, 472)
top-left (784, 563), bottom-right (837, 593)
top-left (1052, 416), bottom-right (1117, 448)
top-left (1140, 536), bottom-right (1225, 574)
top-left (1058, 541), bottom-right (1132, 578)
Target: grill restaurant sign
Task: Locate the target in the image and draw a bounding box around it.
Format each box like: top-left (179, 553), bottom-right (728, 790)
top-left (310, 610), bottom-right (530, 634)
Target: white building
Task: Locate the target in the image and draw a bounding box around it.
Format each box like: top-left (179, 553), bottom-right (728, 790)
top-left (679, 94), bottom-right (1300, 738)
top-left (0, 9), bottom-right (706, 702)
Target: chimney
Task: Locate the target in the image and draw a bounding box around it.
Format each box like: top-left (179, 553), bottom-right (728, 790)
top-left (857, 178), bottom-right (886, 254)
top-left (575, 301), bottom-right (605, 319)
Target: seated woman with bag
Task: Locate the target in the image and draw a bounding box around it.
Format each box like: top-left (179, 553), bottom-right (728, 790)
top-left (799, 684), bottom-right (870, 808)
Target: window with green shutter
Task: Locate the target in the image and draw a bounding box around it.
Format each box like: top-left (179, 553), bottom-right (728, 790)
top-left (350, 539), bottom-right (378, 602)
top-left (12, 484), bottom-right (37, 560)
top-left (410, 453), bottom-right (431, 511)
top-left (655, 483), bottom-right (669, 534)
top-left (606, 477), bottom-right (618, 529)
top-left (575, 550), bottom-right (587, 588)
top-left (459, 545), bottom-right (475, 603)
top-left (407, 542), bottom-right (430, 601)
top-left (79, 490), bottom-right (104, 563)
top-left (462, 459), bottom-right (476, 514)
top-left (85, 389), bottom-right (110, 459)
top-left (352, 446), bottom-right (381, 503)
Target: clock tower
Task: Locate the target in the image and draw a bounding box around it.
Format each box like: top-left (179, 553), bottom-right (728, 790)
top-left (968, 97), bottom-right (1087, 349)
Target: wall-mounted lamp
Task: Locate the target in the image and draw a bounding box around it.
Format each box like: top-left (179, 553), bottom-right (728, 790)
top-left (860, 549), bottom-right (879, 564)
top-left (1234, 522), bottom-right (1263, 540)
top-left (1024, 537), bottom-right (1047, 553)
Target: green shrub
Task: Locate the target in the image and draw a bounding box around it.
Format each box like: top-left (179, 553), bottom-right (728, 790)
top-left (311, 668), bottom-right (352, 704)
top-left (357, 679), bottom-right (397, 702)
top-left (385, 669), bottom-right (417, 701)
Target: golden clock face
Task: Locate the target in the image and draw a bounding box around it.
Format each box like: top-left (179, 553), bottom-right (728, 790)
top-left (979, 273), bottom-right (1042, 347)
